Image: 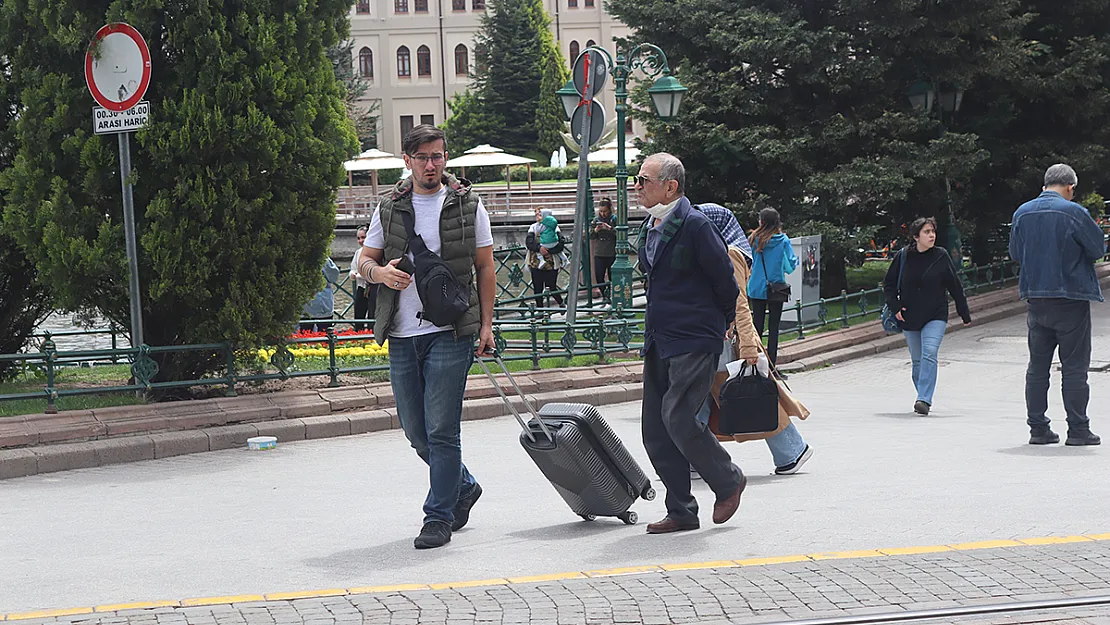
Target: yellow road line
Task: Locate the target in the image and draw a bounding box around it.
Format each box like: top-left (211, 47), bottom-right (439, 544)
top-left (6, 532), bottom-right (1108, 621)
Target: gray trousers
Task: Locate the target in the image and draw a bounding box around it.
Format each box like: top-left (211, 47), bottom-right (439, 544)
top-left (642, 347), bottom-right (743, 521)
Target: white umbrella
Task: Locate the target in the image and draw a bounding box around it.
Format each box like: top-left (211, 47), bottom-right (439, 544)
top-left (343, 148), bottom-right (407, 195)
top-left (572, 139), bottom-right (641, 164)
top-left (445, 144), bottom-right (537, 210)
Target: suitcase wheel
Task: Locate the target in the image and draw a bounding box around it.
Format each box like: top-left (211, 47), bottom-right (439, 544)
top-left (641, 487), bottom-right (656, 501)
top-left (618, 511), bottom-right (638, 525)
top-left (580, 514), bottom-right (596, 522)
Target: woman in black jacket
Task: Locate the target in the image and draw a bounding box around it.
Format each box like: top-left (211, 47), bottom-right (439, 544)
top-left (883, 217), bottom-right (972, 415)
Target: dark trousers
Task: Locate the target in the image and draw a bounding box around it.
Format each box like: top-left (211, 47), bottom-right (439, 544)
top-left (594, 255), bottom-right (616, 300)
top-left (642, 347), bottom-right (743, 522)
top-left (353, 284), bottom-right (377, 331)
top-left (530, 268), bottom-right (563, 308)
top-left (1026, 298), bottom-right (1093, 433)
top-left (750, 298), bottom-right (785, 363)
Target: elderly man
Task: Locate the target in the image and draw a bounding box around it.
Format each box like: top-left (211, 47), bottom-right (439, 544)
top-left (1010, 163), bottom-right (1106, 446)
top-left (634, 153), bottom-right (747, 534)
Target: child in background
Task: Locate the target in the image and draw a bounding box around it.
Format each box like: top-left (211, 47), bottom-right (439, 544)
top-left (537, 209), bottom-right (565, 269)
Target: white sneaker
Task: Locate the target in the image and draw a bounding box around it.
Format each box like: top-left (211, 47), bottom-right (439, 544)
top-left (549, 312), bottom-right (565, 322)
top-left (775, 445), bottom-right (813, 475)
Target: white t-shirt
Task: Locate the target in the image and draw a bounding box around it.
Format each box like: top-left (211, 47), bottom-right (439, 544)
top-left (365, 187), bottom-right (493, 338)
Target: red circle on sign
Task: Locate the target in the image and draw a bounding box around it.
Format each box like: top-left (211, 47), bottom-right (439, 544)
top-left (84, 23), bottom-right (152, 112)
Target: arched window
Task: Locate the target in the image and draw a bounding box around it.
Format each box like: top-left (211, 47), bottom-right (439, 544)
top-left (569, 41), bottom-right (580, 63)
top-left (358, 47), bottom-right (374, 78)
top-left (356, 0), bottom-right (371, 13)
top-left (454, 44), bottom-right (469, 76)
top-left (586, 39), bottom-right (596, 48)
top-left (475, 43), bottom-right (489, 74)
top-left (417, 45), bottom-right (432, 76)
top-left (452, 0), bottom-right (465, 8)
top-left (415, 0), bottom-right (428, 11)
top-left (397, 46), bottom-right (411, 77)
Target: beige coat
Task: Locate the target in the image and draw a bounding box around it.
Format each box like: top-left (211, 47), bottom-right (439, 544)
top-left (707, 246), bottom-right (810, 443)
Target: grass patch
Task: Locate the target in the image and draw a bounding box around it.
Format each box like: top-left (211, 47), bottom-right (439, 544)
top-left (847, 261), bottom-right (891, 292)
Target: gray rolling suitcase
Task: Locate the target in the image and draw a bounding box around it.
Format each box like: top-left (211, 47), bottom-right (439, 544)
top-left (477, 355), bottom-right (655, 524)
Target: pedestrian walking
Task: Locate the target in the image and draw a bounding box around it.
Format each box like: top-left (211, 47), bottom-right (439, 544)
top-left (693, 204), bottom-right (814, 475)
top-left (748, 208), bottom-right (798, 365)
top-left (527, 206), bottom-right (565, 314)
top-left (300, 257), bottom-right (340, 333)
top-left (1009, 163), bottom-right (1105, 446)
top-left (634, 153), bottom-right (746, 534)
top-left (883, 217), bottom-right (971, 416)
top-left (359, 125), bottom-right (497, 549)
top-left (590, 197), bottom-right (617, 301)
top-left (349, 225), bottom-right (377, 332)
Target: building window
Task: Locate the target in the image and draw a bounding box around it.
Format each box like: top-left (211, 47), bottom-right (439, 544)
top-left (452, 0), bottom-right (465, 9)
top-left (569, 41), bottom-right (579, 63)
top-left (568, 0), bottom-right (577, 7)
top-left (421, 114), bottom-right (435, 126)
top-left (625, 117), bottom-right (633, 133)
top-left (401, 115), bottom-right (415, 140)
top-left (586, 39), bottom-right (596, 48)
top-left (417, 45), bottom-right (432, 76)
top-left (454, 44), bottom-right (469, 75)
top-left (395, 0), bottom-right (408, 12)
top-left (475, 43), bottom-right (488, 74)
top-left (397, 46), bottom-right (411, 77)
top-left (584, 0), bottom-right (594, 6)
top-left (358, 47), bottom-right (374, 78)
top-left (472, 0), bottom-right (485, 9)
top-left (415, 0), bottom-right (428, 11)
top-left (356, 0), bottom-right (371, 13)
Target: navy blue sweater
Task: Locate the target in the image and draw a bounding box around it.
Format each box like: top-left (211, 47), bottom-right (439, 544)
top-left (638, 198), bottom-right (739, 359)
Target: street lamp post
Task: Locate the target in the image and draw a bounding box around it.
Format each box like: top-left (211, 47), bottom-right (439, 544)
top-left (569, 44), bottom-right (686, 314)
top-left (907, 80), bottom-right (966, 267)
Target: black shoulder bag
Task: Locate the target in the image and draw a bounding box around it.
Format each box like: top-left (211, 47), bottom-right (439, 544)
top-left (759, 251), bottom-right (791, 302)
top-left (400, 210), bottom-right (471, 327)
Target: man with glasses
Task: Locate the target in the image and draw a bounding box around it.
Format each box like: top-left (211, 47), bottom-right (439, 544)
top-left (634, 153), bottom-right (747, 534)
top-left (359, 125), bottom-right (497, 548)
top-left (1010, 163), bottom-right (1106, 447)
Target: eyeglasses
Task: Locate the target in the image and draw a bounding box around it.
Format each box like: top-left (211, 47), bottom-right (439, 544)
top-left (634, 174), bottom-right (664, 186)
top-left (409, 153), bottom-right (446, 165)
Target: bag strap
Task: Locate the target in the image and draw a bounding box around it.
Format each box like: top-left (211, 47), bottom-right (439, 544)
top-left (896, 246), bottom-right (908, 294)
top-left (399, 208), bottom-right (428, 256)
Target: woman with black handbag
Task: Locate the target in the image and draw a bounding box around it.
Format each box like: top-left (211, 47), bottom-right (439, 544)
top-left (747, 208), bottom-right (798, 364)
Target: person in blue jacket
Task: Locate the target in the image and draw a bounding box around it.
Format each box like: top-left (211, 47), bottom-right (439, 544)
top-left (747, 208), bottom-right (798, 364)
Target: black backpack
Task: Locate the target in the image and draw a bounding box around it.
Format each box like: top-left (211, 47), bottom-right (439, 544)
top-left (400, 209), bottom-right (471, 327)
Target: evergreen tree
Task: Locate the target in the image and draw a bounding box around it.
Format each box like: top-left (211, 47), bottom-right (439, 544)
top-left (0, 1), bottom-right (359, 383)
top-left (447, 0), bottom-right (565, 156)
top-left (608, 0), bottom-right (1028, 293)
top-left (329, 38), bottom-right (381, 150)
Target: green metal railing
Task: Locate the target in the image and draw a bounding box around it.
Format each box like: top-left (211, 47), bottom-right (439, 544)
top-left (8, 235), bottom-right (1108, 414)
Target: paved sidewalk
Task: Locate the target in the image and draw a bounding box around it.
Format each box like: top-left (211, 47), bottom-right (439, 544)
top-left (1, 301), bottom-right (1107, 617)
top-left (6, 540), bottom-right (1110, 624)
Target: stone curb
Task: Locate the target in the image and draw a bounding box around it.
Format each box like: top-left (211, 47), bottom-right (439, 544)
top-left (0, 385), bottom-right (645, 480)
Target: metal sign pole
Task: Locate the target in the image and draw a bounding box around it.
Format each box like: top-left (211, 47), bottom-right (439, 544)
top-left (117, 131), bottom-right (144, 348)
top-left (566, 55), bottom-right (595, 324)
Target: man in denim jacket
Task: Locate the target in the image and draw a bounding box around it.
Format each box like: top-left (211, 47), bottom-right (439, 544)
top-left (1009, 163), bottom-right (1106, 446)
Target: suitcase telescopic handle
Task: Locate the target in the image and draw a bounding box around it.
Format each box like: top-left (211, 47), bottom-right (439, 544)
top-left (475, 353), bottom-right (555, 443)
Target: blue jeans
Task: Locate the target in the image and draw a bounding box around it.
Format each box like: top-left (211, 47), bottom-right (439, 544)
top-left (695, 398), bottom-right (808, 468)
top-left (1025, 299), bottom-right (1092, 431)
top-left (903, 320), bottom-right (947, 405)
top-left (389, 331), bottom-right (478, 525)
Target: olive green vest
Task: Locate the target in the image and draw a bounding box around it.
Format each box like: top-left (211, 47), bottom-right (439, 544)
top-left (373, 174), bottom-right (482, 344)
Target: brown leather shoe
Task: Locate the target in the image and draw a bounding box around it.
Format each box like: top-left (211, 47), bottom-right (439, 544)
top-left (646, 516), bottom-right (700, 534)
top-left (712, 473), bottom-right (747, 524)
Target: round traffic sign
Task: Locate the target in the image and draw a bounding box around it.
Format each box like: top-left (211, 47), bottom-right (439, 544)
top-left (570, 100), bottom-right (606, 148)
top-left (85, 23), bottom-right (152, 112)
top-left (572, 49), bottom-right (608, 99)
